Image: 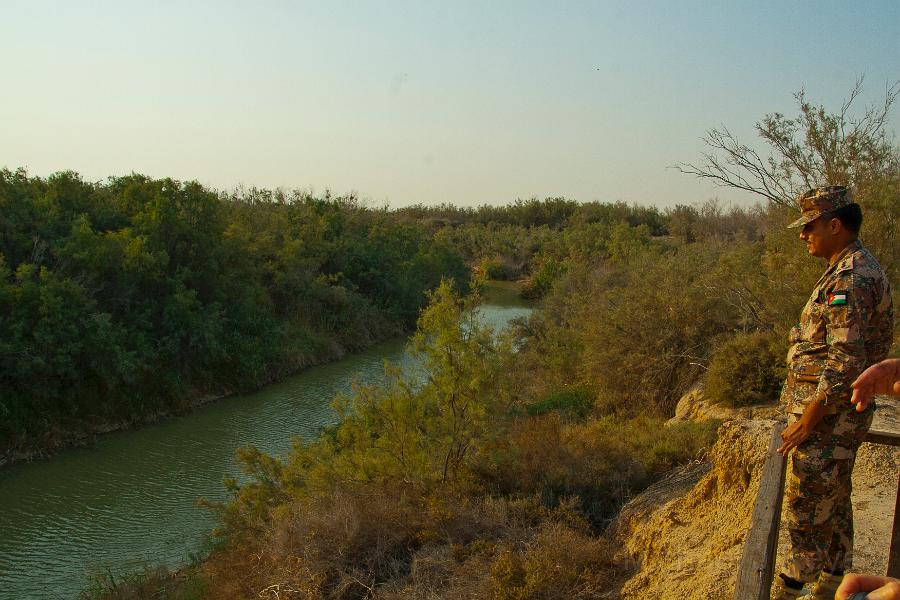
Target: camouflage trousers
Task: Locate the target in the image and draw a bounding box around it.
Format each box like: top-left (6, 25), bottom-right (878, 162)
top-left (781, 403), bottom-right (874, 582)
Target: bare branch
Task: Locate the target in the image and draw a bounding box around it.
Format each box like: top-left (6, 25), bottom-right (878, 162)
top-left (673, 79), bottom-right (899, 208)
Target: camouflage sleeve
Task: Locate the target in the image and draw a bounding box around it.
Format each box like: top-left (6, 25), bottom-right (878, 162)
top-left (815, 272), bottom-right (873, 406)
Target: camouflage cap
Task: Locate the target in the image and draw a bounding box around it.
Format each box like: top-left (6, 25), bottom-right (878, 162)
top-left (787, 186), bottom-right (855, 228)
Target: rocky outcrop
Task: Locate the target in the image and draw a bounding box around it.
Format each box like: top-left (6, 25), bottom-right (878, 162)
top-left (666, 385), bottom-right (779, 425)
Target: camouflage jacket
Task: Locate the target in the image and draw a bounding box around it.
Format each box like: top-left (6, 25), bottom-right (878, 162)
top-left (784, 239), bottom-right (894, 415)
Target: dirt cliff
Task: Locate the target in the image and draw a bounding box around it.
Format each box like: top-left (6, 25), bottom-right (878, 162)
top-left (612, 395), bottom-right (900, 600)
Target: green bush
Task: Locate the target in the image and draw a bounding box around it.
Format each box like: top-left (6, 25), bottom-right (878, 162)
top-left (0, 170), bottom-right (469, 448)
top-left (521, 256), bottom-right (567, 299)
top-left (705, 331), bottom-right (785, 408)
top-left (478, 256), bottom-right (519, 280)
top-left (526, 386), bottom-right (593, 420)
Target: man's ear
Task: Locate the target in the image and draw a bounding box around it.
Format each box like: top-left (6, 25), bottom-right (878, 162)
top-left (827, 217), bottom-right (843, 236)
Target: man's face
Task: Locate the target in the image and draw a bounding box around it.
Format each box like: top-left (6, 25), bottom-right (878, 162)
top-left (799, 216), bottom-right (837, 258)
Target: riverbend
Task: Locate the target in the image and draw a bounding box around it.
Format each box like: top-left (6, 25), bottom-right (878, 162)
top-left (0, 288), bottom-right (532, 599)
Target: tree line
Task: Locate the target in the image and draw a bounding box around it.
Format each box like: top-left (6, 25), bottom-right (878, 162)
top-left (0, 170), bottom-right (816, 460)
top-left (0, 172), bottom-right (468, 457)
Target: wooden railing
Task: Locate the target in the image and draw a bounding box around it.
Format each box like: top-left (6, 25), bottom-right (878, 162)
top-left (734, 424), bottom-right (900, 600)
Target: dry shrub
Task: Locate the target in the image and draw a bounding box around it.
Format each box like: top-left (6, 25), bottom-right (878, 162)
top-left (203, 487), bottom-right (537, 599)
top-left (279, 489), bottom-right (419, 594)
top-left (405, 545), bottom-right (456, 595)
top-left (476, 413), bottom-right (718, 525)
top-left (203, 486), bottom-right (422, 599)
top-left (489, 521), bottom-right (620, 600)
top-left (203, 480), bottom-right (629, 600)
top-left (200, 541), bottom-right (312, 600)
top-left (378, 543), bottom-right (497, 600)
top-left (377, 497), bottom-right (617, 600)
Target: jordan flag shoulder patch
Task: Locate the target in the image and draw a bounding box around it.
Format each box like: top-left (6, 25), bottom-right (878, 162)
top-left (827, 292), bottom-right (848, 306)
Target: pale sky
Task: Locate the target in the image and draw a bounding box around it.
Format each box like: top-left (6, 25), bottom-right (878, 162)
top-left (2, 1), bottom-right (898, 208)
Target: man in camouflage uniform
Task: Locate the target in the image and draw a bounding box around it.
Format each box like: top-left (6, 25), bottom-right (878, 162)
top-left (771, 186), bottom-right (894, 600)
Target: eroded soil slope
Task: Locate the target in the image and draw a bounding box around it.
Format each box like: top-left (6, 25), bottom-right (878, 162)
top-left (614, 397), bottom-right (899, 600)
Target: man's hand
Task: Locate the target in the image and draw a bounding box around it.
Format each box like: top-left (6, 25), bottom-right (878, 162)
top-left (778, 419), bottom-right (814, 455)
top-left (851, 358), bottom-right (900, 412)
top-left (836, 573), bottom-right (900, 600)
top-left (778, 397), bottom-right (827, 455)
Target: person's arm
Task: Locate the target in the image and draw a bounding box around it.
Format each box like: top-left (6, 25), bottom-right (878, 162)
top-left (836, 573), bottom-right (900, 600)
top-left (816, 273), bottom-right (871, 404)
top-left (852, 358), bottom-right (900, 411)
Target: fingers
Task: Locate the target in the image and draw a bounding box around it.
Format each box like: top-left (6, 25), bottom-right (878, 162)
top-left (778, 439), bottom-right (796, 456)
top-left (853, 362), bottom-right (888, 393)
top-left (837, 574), bottom-right (900, 600)
top-left (777, 422), bottom-right (806, 455)
top-left (851, 387), bottom-right (871, 412)
top-left (779, 427), bottom-right (790, 451)
top-left (778, 431), bottom-right (791, 455)
top-left (850, 375), bottom-right (900, 413)
top-left (836, 573), bottom-right (874, 597)
top-left (852, 364), bottom-right (877, 388)
top-left (853, 360), bottom-right (900, 397)
top-left (868, 580), bottom-right (900, 600)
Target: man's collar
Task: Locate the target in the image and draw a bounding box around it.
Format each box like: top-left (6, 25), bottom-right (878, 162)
top-left (827, 238), bottom-right (861, 266)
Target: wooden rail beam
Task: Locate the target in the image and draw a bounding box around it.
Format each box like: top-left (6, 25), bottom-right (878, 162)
top-left (862, 429), bottom-right (900, 577)
top-left (865, 429), bottom-right (900, 447)
top-left (734, 422), bottom-right (787, 600)
top-left (889, 468), bottom-right (900, 579)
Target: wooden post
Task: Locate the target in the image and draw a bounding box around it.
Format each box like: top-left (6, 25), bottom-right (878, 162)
top-left (734, 422), bottom-right (787, 600)
top-left (888, 468), bottom-right (900, 579)
top-left (864, 429), bottom-right (900, 578)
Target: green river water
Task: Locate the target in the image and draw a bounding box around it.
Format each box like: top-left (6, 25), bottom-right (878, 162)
top-left (0, 286), bottom-right (532, 599)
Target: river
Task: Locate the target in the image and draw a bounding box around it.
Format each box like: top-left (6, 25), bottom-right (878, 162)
top-left (0, 284), bottom-right (532, 599)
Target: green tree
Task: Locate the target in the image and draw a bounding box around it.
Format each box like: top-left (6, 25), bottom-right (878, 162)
top-left (0, 171), bottom-right (472, 453)
top-left (667, 204), bottom-right (699, 243)
top-left (318, 280), bottom-right (504, 488)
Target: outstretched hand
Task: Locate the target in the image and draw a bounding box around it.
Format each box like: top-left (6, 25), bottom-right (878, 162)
top-left (851, 358), bottom-right (900, 412)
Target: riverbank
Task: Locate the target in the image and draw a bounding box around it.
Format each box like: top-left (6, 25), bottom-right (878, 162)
top-left (1, 172), bottom-right (475, 474)
top-left (2, 281), bottom-right (535, 470)
top-left (0, 324), bottom-right (404, 470)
